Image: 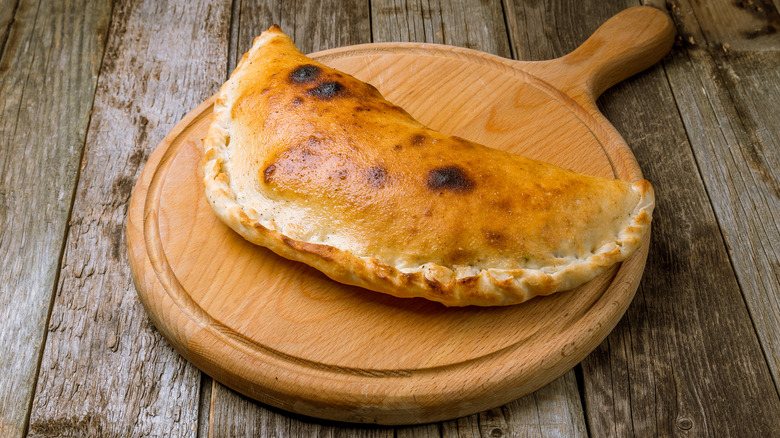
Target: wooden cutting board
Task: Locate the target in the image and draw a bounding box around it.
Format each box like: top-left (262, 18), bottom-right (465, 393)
top-left (126, 6), bottom-right (673, 425)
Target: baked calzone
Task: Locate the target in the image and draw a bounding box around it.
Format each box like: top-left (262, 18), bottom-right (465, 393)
top-left (202, 26), bottom-right (654, 306)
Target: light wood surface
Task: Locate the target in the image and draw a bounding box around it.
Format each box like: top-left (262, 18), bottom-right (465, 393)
top-left (5, 0), bottom-right (780, 436)
top-left (126, 6), bottom-right (669, 424)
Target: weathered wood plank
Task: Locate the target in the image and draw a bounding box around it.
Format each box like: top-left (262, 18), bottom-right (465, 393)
top-left (196, 374), bottom-right (213, 438)
top-left (590, 38), bottom-right (780, 438)
top-left (209, 381), bottom-right (395, 438)
top-left (439, 370), bottom-right (587, 437)
top-left (505, 0), bottom-right (780, 435)
top-left (25, 0), bottom-right (232, 436)
top-left (371, 0), bottom-right (512, 57)
top-left (0, 0), bottom-right (18, 55)
top-left (228, 0), bottom-right (372, 75)
top-left (504, 0), bottom-right (624, 62)
top-left (585, 66), bottom-right (780, 433)
top-left (663, 0), bottom-right (780, 51)
top-left (653, 0), bottom-right (780, 396)
top-left (0, 1), bottom-right (111, 436)
top-left (371, 0), bottom-right (446, 46)
top-left (665, 48), bottom-right (780, 392)
top-left (395, 423), bottom-right (440, 438)
top-left (500, 371), bottom-right (588, 437)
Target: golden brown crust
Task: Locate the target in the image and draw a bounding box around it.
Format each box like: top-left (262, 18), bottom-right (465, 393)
top-left (202, 26), bottom-right (655, 306)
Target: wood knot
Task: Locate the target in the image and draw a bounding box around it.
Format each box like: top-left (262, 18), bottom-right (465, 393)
top-left (676, 417), bottom-right (693, 430)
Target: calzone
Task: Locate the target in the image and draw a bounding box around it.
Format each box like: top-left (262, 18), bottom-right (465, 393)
top-left (203, 26), bottom-right (654, 306)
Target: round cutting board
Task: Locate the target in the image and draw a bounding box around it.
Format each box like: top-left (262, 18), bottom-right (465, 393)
top-left (127, 7), bottom-right (673, 425)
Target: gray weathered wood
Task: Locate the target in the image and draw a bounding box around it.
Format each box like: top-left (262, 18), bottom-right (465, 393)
top-left (504, 0), bottom-right (624, 62)
top-left (413, 371), bottom-right (587, 438)
top-left (197, 375), bottom-right (213, 438)
top-left (505, 0), bottom-right (780, 435)
top-left (210, 381), bottom-right (395, 438)
top-left (437, 370), bottom-right (587, 437)
top-left (25, 0), bottom-right (232, 436)
top-left (395, 423), bottom-right (440, 438)
top-left (371, 0), bottom-right (447, 46)
top-left (372, 0), bottom-right (512, 57)
top-left (662, 0), bottom-right (780, 52)
top-left (0, 0), bottom-right (18, 55)
top-left (590, 39), bottom-right (780, 438)
top-left (0, 1), bottom-right (111, 437)
top-left (653, 0), bottom-right (780, 392)
top-left (665, 47), bottom-right (780, 391)
top-left (585, 64), bottom-right (780, 433)
top-left (500, 371), bottom-right (588, 437)
top-left (228, 0), bottom-right (373, 75)
top-left (648, 0), bottom-right (780, 394)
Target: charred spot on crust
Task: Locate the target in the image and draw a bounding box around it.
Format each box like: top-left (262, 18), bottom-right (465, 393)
top-left (292, 97), bottom-right (303, 106)
top-left (366, 165), bottom-right (388, 188)
top-left (289, 64), bottom-right (321, 83)
top-left (411, 134), bottom-right (426, 146)
top-left (426, 166), bottom-right (474, 192)
top-left (263, 164), bottom-right (276, 184)
top-left (307, 81), bottom-right (344, 99)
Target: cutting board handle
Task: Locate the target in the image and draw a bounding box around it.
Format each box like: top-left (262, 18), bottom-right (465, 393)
top-left (526, 6), bottom-right (675, 103)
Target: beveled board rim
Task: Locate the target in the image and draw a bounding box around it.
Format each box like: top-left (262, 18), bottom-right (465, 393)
top-left (127, 42), bottom-right (651, 425)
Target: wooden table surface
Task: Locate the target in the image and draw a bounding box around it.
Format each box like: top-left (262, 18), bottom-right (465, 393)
top-left (1, 0), bottom-right (778, 436)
